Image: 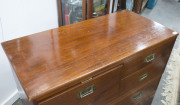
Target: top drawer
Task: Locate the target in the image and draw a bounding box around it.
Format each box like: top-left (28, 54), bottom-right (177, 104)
top-left (122, 40), bottom-right (175, 78)
top-left (39, 64), bottom-right (124, 105)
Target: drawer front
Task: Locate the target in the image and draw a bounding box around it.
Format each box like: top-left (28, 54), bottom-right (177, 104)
top-left (110, 77), bottom-right (160, 105)
top-left (120, 60), bottom-right (165, 95)
top-left (122, 40), bottom-right (174, 78)
top-left (39, 64), bottom-right (124, 105)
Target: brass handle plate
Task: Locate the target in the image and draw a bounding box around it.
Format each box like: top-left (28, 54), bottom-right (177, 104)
top-left (133, 91), bottom-right (143, 100)
top-left (81, 78), bottom-right (92, 84)
top-left (144, 53), bottom-right (155, 63)
top-left (78, 85), bottom-right (95, 98)
top-left (139, 72), bottom-right (149, 82)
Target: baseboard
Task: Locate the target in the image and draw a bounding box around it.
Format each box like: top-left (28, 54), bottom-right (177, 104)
top-left (1, 90), bottom-right (19, 105)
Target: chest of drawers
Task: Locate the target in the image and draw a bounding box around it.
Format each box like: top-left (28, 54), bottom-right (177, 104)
top-left (2, 10), bottom-right (178, 105)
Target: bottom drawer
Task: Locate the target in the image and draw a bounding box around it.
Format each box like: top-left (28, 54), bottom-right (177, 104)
top-left (109, 77), bottom-right (161, 105)
top-left (136, 95), bottom-right (154, 105)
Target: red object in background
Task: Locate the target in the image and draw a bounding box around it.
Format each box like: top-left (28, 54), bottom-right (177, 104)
top-left (65, 4), bottom-right (69, 25)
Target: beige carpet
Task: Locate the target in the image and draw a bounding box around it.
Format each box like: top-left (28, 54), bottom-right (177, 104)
top-left (161, 34), bottom-right (180, 105)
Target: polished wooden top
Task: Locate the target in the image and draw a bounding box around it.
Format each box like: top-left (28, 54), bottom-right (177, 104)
top-left (2, 10), bottom-right (178, 102)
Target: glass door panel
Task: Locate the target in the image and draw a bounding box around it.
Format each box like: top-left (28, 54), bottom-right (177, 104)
top-left (61, 0), bottom-right (83, 25)
top-left (92, 0), bottom-right (109, 17)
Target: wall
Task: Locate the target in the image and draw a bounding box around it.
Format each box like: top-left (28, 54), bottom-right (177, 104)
top-left (0, 19), bottom-right (3, 42)
top-left (0, 0), bottom-right (59, 104)
top-left (0, 18), bottom-right (18, 105)
top-left (0, 0), bottom-right (59, 41)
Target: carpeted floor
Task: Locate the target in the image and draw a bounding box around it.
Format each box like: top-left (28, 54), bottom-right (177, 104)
top-left (141, 0), bottom-right (180, 105)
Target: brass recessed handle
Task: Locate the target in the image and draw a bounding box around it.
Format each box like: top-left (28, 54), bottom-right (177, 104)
top-left (139, 72), bottom-right (149, 82)
top-left (144, 53), bottom-right (155, 63)
top-left (81, 78), bottom-right (93, 84)
top-left (133, 91), bottom-right (143, 100)
top-left (78, 85), bottom-right (95, 98)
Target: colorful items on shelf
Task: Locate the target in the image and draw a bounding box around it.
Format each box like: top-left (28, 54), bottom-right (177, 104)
top-left (93, 0), bottom-right (108, 17)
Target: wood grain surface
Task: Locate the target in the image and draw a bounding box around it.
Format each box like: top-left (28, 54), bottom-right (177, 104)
top-left (2, 10), bottom-right (178, 103)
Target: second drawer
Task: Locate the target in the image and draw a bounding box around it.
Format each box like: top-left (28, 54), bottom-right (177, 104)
top-left (119, 61), bottom-right (165, 95)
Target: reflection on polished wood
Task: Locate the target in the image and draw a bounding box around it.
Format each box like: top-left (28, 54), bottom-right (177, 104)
top-left (2, 10), bottom-right (178, 105)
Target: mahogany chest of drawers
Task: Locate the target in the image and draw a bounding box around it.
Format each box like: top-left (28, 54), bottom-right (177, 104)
top-left (2, 10), bottom-right (178, 105)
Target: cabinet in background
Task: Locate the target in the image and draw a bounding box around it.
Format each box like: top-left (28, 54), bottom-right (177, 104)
top-left (57, 0), bottom-right (112, 26)
top-left (87, 0), bottom-right (111, 19)
top-left (134, 0), bottom-right (149, 13)
top-left (118, 0), bottom-right (149, 13)
top-left (57, 0), bottom-right (87, 26)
